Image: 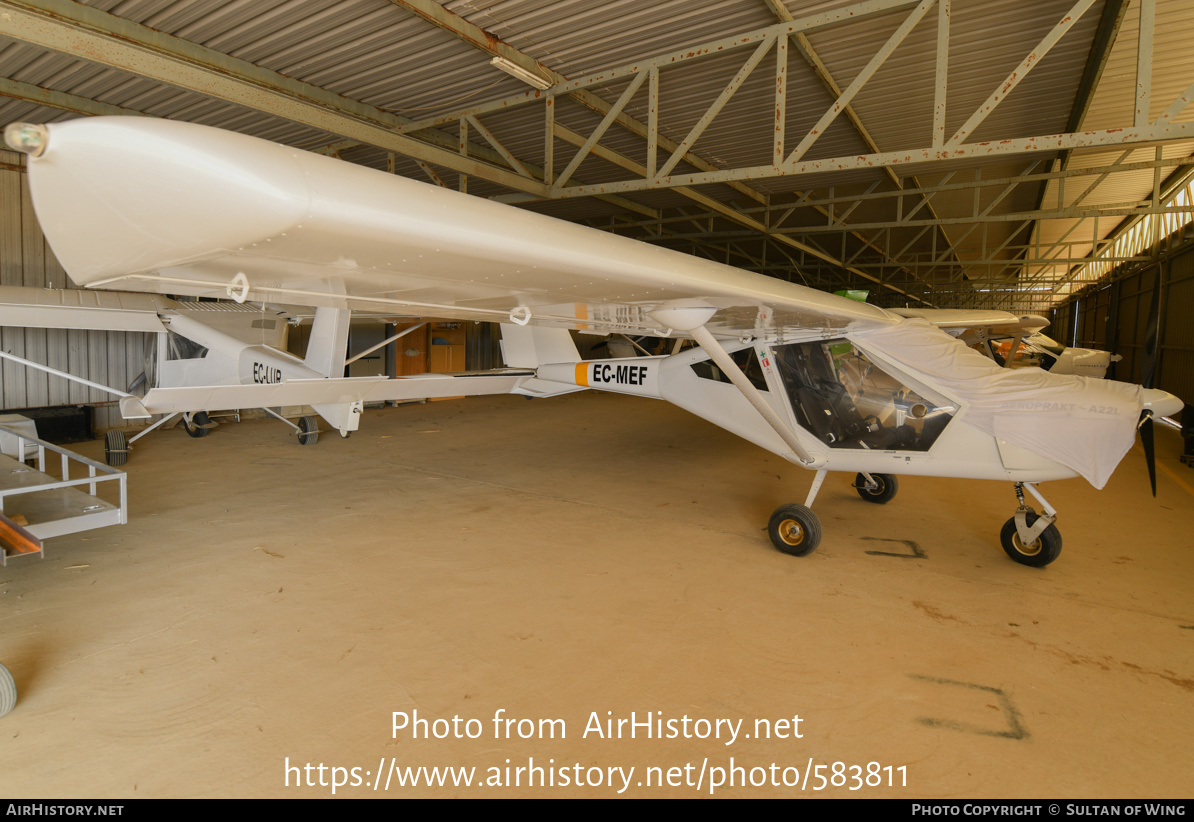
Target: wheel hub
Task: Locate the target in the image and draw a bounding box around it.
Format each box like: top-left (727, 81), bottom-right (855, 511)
top-left (1013, 534), bottom-right (1042, 556)
top-left (779, 519), bottom-right (804, 546)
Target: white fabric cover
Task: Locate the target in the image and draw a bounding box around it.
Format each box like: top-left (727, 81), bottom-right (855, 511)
top-left (857, 319), bottom-right (1142, 488)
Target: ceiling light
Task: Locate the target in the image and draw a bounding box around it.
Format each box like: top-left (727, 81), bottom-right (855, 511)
top-left (490, 56), bottom-right (552, 90)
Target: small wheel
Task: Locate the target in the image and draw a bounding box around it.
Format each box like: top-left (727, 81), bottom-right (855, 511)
top-left (339, 430), bottom-right (351, 439)
top-left (1000, 512), bottom-right (1062, 567)
top-left (0, 662), bottom-right (15, 718)
top-left (298, 416), bottom-right (319, 446)
top-left (104, 430), bottom-right (128, 467)
top-left (767, 504), bottom-right (822, 557)
top-left (855, 472), bottom-right (898, 504)
top-left (182, 411), bottom-right (212, 438)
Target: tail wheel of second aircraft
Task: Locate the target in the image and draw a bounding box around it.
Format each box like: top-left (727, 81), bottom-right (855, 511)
top-left (104, 430), bottom-right (128, 467)
top-left (855, 473), bottom-right (898, 504)
top-left (999, 512), bottom-right (1062, 568)
top-left (767, 504), bottom-right (822, 557)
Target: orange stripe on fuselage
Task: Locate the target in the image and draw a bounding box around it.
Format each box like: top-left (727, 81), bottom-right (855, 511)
top-left (574, 362), bottom-right (589, 387)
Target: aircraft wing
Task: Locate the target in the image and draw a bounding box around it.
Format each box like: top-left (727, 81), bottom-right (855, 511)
top-left (888, 308), bottom-right (1049, 340)
top-left (14, 117), bottom-right (894, 342)
top-left (0, 285), bottom-right (173, 333)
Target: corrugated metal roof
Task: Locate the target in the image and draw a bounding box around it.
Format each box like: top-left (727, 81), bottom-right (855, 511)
top-left (0, 0), bottom-right (1190, 311)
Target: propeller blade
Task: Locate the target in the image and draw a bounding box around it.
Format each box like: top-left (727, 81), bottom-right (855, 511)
top-left (1139, 411), bottom-right (1157, 497)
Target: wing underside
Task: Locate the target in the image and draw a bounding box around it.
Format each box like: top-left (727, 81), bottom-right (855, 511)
top-left (22, 117), bottom-right (896, 342)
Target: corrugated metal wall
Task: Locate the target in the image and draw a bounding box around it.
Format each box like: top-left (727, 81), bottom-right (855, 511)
top-left (0, 149), bottom-right (149, 432)
top-left (1052, 238), bottom-right (1194, 407)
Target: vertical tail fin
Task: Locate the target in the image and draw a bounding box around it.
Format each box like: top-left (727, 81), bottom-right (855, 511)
top-left (499, 323), bottom-right (580, 368)
top-left (499, 324), bottom-right (587, 398)
top-left (304, 307), bottom-right (350, 378)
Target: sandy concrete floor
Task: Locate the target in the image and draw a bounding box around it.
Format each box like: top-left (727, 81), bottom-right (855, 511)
top-left (0, 392), bottom-right (1191, 798)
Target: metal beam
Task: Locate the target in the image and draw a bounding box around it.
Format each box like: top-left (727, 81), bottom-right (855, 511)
top-left (387, 0), bottom-right (769, 205)
top-left (0, 76), bottom-right (146, 118)
top-left (393, 0), bottom-right (1188, 200)
top-left (946, 0), bottom-right (1098, 146)
top-left (0, 0), bottom-right (548, 197)
top-left (785, 0), bottom-right (935, 166)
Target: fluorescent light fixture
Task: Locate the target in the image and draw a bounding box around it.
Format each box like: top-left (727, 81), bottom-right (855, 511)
top-left (490, 56), bottom-right (552, 90)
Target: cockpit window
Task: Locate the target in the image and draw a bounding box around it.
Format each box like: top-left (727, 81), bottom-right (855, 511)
top-left (166, 330), bottom-right (208, 361)
top-left (772, 339), bottom-right (955, 451)
top-left (690, 347), bottom-right (769, 392)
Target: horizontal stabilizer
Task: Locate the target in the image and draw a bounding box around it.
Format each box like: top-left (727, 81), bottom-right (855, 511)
top-left (510, 378), bottom-right (588, 398)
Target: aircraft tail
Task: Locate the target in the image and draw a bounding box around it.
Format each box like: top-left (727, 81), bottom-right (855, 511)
top-left (304, 306), bottom-right (350, 378)
top-left (499, 324), bottom-right (587, 398)
top-left (499, 323), bottom-right (580, 367)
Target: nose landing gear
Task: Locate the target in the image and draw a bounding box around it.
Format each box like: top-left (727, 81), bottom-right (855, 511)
top-left (1000, 482), bottom-right (1062, 567)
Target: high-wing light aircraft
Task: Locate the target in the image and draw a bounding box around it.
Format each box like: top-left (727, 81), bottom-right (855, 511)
top-left (0, 285), bottom-right (543, 464)
top-left (3, 117), bottom-right (1183, 567)
top-left (889, 309), bottom-right (1121, 378)
top-left (989, 331), bottom-right (1122, 378)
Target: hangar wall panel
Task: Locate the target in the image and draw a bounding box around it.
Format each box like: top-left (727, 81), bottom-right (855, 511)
top-left (1065, 241), bottom-right (1194, 408)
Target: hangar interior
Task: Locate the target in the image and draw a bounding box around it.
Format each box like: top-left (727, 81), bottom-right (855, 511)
top-left (0, 0), bottom-right (1191, 798)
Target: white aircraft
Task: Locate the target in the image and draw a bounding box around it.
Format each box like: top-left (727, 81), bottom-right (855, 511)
top-left (990, 331), bottom-right (1121, 379)
top-left (889, 309), bottom-right (1121, 378)
top-left (0, 286), bottom-right (537, 464)
top-left (3, 117), bottom-right (1183, 568)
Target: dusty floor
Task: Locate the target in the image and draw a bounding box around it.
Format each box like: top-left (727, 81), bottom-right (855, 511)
top-left (0, 392), bottom-right (1191, 798)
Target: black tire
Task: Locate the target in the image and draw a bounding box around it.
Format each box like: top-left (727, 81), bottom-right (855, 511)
top-left (1000, 513), bottom-right (1062, 567)
top-left (298, 416), bottom-right (319, 446)
top-left (855, 472), bottom-right (898, 504)
top-left (182, 411), bottom-right (212, 438)
top-left (104, 430), bottom-right (128, 467)
top-left (767, 504), bottom-right (822, 557)
top-left (0, 663), bottom-right (15, 718)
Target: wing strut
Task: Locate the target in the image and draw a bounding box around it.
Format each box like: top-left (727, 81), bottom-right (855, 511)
top-left (688, 325), bottom-right (814, 466)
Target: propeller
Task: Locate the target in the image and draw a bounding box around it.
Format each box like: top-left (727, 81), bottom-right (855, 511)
top-left (1139, 409), bottom-right (1157, 496)
top-left (1139, 269), bottom-right (1162, 497)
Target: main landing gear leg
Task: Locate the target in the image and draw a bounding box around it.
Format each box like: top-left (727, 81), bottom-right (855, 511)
top-left (768, 469), bottom-right (826, 557)
top-left (1000, 482), bottom-right (1062, 567)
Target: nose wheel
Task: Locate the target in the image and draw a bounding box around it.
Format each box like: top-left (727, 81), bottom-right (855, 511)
top-left (1000, 510), bottom-right (1062, 567)
top-left (1001, 483), bottom-right (1062, 567)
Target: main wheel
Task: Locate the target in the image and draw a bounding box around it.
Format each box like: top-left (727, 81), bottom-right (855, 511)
top-left (767, 504), bottom-right (822, 556)
top-left (855, 472), bottom-right (898, 504)
top-left (104, 430), bottom-right (128, 467)
top-left (182, 411), bottom-right (212, 438)
top-left (298, 416), bottom-right (319, 446)
top-left (0, 663), bottom-right (15, 718)
top-left (1000, 512), bottom-right (1062, 567)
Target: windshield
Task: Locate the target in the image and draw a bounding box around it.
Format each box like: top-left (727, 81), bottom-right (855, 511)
top-left (1027, 332), bottom-right (1065, 356)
